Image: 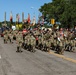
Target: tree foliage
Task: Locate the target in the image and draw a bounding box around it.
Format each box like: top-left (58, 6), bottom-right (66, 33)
top-left (39, 0), bottom-right (76, 28)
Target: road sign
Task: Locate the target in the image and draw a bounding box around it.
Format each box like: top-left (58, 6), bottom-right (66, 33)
top-left (51, 19), bottom-right (55, 24)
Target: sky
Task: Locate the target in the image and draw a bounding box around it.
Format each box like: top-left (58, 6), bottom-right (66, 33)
top-left (0, 0), bottom-right (52, 22)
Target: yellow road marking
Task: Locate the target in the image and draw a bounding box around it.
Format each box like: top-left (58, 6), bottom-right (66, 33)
top-left (49, 51), bottom-right (76, 64)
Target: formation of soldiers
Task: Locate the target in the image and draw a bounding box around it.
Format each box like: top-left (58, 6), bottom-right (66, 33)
top-left (2, 27), bottom-right (76, 54)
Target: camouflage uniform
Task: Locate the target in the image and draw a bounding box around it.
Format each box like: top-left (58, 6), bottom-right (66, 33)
top-left (53, 32), bottom-right (57, 50)
top-left (8, 31), bottom-right (13, 43)
top-left (38, 36), bottom-right (43, 50)
top-left (30, 35), bottom-right (36, 52)
top-left (46, 39), bottom-right (51, 52)
top-left (3, 30), bottom-right (8, 43)
top-left (23, 34), bottom-right (28, 50)
top-left (12, 30), bottom-right (17, 40)
top-left (16, 31), bottom-right (23, 52)
top-left (56, 30), bottom-right (64, 54)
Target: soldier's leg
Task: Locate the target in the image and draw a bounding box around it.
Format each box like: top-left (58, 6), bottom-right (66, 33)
top-left (71, 46), bottom-right (73, 52)
top-left (26, 43), bottom-right (28, 50)
top-left (27, 44), bottom-right (29, 51)
top-left (71, 41), bottom-right (75, 52)
top-left (55, 45), bottom-right (57, 51)
top-left (19, 43), bottom-right (23, 52)
top-left (41, 43), bottom-right (43, 51)
top-left (22, 42), bottom-right (25, 48)
top-left (6, 39), bottom-right (8, 43)
top-left (19, 46), bottom-right (22, 52)
top-left (16, 46), bottom-right (19, 52)
top-left (30, 44), bottom-right (32, 51)
top-left (68, 44), bottom-right (72, 52)
top-left (30, 44), bottom-right (32, 52)
top-left (44, 44), bottom-right (47, 52)
top-left (47, 47), bottom-right (50, 52)
top-left (36, 40), bottom-right (38, 48)
top-left (39, 43), bottom-right (42, 50)
top-left (28, 44), bottom-right (31, 51)
top-left (4, 39), bottom-right (5, 43)
top-left (58, 46), bottom-right (62, 54)
top-left (5, 38), bottom-right (7, 43)
top-left (43, 44), bottom-right (45, 51)
top-left (24, 43), bottom-right (27, 49)
top-left (33, 46), bottom-right (36, 52)
top-left (47, 43), bottom-right (50, 52)
top-left (11, 39), bottom-right (13, 43)
top-left (61, 47), bottom-right (64, 55)
top-left (31, 45), bottom-right (35, 52)
top-left (66, 44), bottom-right (69, 51)
top-left (56, 46), bottom-right (60, 54)
top-left (56, 45), bottom-right (59, 52)
top-left (59, 46), bottom-right (64, 55)
top-left (38, 44), bottom-right (40, 49)
top-left (71, 40), bottom-right (75, 52)
top-left (10, 38), bottom-right (11, 43)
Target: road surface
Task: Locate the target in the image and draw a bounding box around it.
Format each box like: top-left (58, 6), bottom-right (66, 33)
top-left (0, 37), bottom-right (76, 75)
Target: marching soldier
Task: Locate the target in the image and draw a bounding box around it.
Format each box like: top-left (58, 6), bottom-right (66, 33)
top-left (30, 34), bottom-right (36, 52)
top-left (8, 31), bottom-right (13, 43)
top-left (38, 35), bottom-right (43, 50)
top-left (16, 31), bottom-right (23, 52)
top-left (3, 30), bottom-right (8, 43)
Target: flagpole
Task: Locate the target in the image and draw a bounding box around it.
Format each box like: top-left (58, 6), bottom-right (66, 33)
top-left (4, 12), bottom-right (6, 25)
top-left (10, 11), bottom-right (13, 28)
top-left (16, 14), bottom-right (19, 30)
top-left (27, 13), bottom-right (31, 29)
top-left (22, 12), bottom-right (24, 24)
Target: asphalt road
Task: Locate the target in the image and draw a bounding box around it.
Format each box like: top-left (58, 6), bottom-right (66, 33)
top-left (0, 37), bottom-right (76, 75)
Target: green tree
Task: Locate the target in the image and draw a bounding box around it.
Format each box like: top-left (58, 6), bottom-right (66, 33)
top-left (39, 0), bottom-right (76, 28)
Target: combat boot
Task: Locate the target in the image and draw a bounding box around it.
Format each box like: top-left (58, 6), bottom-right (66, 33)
top-left (4, 39), bottom-right (5, 43)
top-left (16, 46), bottom-right (20, 52)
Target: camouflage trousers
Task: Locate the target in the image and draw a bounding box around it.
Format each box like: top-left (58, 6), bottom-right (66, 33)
top-left (57, 46), bottom-right (64, 55)
top-left (16, 42), bottom-right (22, 52)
